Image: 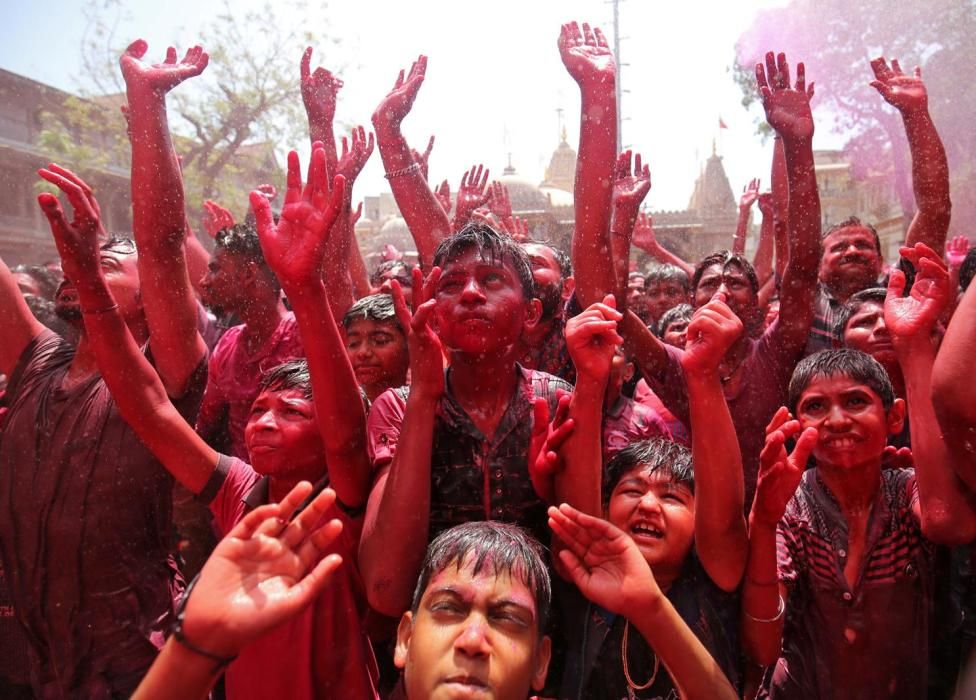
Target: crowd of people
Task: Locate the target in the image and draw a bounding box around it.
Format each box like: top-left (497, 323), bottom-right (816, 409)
top-left (1, 17), bottom-right (975, 700)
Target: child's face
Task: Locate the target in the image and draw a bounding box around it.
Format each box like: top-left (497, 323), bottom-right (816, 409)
top-left (344, 318), bottom-right (408, 399)
top-left (645, 280), bottom-right (688, 324)
top-left (245, 387), bottom-right (325, 477)
top-left (843, 301), bottom-right (896, 365)
top-left (662, 319), bottom-right (689, 349)
top-left (795, 373), bottom-right (902, 469)
top-left (433, 247), bottom-right (538, 355)
top-left (395, 555), bottom-right (551, 700)
top-left (607, 467), bottom-right (695, 583)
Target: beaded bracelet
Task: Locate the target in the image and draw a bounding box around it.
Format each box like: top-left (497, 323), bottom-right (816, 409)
top-left (385, 162), bottom-right (421, 179)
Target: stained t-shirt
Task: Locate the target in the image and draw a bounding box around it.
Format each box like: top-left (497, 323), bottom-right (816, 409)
top-left (200, 455), bottom-right (379, 700)
top-left (602, 395), bottom-right (671, 463)
top-left (0, 330), bottom-right (206, 698)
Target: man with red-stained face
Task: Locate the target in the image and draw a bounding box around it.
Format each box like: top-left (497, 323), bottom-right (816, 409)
top-left (518, 241), bottom-right (577, 383)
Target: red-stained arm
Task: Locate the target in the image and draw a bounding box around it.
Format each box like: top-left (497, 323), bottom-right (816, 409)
top-left (770, 137), bottom-right (790, 280)
top-left (734, 178), bottom-right (760, 256)
top-left (752, 192), bottom-right (776, 284)
top-left (631, 212), bottom-right (695, 278)
top-left (348, 202), bottom-right (371, 299)
top-left (757, 52), bottom-right (821, 355)
top-left (372, 56), bottom-right (451, 269)
top-left (560, 21), bottom-right (617, 308)
top-left (301, 47), bottom-right (342, 177)
top-left (120, 40), bottom-right (208, 397)
top-left (870, 58), bottom-right (950, 252)
top-left (0, 254), bottom-right (46, 377)
top-left (610, 151), bottom-right (651, 303)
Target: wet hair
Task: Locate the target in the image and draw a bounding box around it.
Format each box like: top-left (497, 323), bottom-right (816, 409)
top-left (100, 235), bottom-right (137, 256)
top-left (411, 521), bottom-right (552, 634)
top-left (656, 303), bottom-right (693, 339)
top-left (628, 271), bottom-right (646, 285)
top-left (645, 263), bottom-right (690, 291)
top-left (258, 358), bottom-right (312, 400)
top-left (12, 264), bottom-right (61, 301)
top-left (833, 287), bottom-right (887, 339)
top-left (341, 293), bottom-right (403, 332)
top-left (523, 239), bottom-right (572, 279)
top-left (215, 223), bottom-right (279, 292)
top-left (603, 438), bottom-right (695, 507)
top-left (960, 248), bottom-right (976, 292)
top-left (432, 223), bottom-right (535, 299)
top-left (23, 294), bottom-right (72, 336)
top-left (691, 250), bottom-right (760, 297)
top-left (369, 259), bottom-right (412, 288)
top-left (821, 216), bottom-right (882, 254)
top-left (788, 349), bottom-right (895, 413)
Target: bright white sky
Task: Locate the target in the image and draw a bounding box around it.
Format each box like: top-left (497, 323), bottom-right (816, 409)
top-left (2, 0), bottom-right (843, 211)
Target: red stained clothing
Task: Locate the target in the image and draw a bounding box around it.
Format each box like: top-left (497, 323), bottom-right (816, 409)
top-left (0, 331), bottom-right (205, 698)
top-left (200, 455), bottom-right (379, 700)
top-left (632, 379), bottom-right (689, 445)
top-left (602, 394), bottom-right (671, 463)
top-left (196, 312), bottom-right (305, 459)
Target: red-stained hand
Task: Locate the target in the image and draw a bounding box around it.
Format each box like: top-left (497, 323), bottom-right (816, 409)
top-left (488, 181), bottom-right (513, 221)
top-left (565, 295), bottom-right (624, 382)
top-left (680, 292), bottom-right (744, 378)
top-left (391, 267), bottom-right (444, 399)
top-left (349, 201), bottom-right (363, 228)
top-left (336, 126), bottom-right (375, 185)
top-left (256, 184), bottom-right (277, 202)
top-left (631, 212), bottom-right (659, 253)
top-left (740, 178), bottom-right (760, 210)
top-left (756, 51), bottom-right (815, 141)
top-left (945, 235), bottom-right (971, 269)
top-left (120, 39), bottom-right (209, 96)
top-left (203, 200), bottom-right (235, 238)
top-left (558, 21), bottom-right (615, 86)
top-left (495, 215), bottom-right (530, 242)
top-left (38, 164), bottom-right (107, 239)
top-left (869, 57), bottom-right (927, 115)
top-left (251, 143), bottom-right (346, 293)
top-left (751, 407), bottom-right (818, 529)
top-left (612, 150), bottom-right (651, 213)
top-left (452, 164), bottom-right (490, 230)
top-left (37, 166), bottom-right (104, 283)
top-left (885, 243), bottom-right (950, 342)
top-left (300, 47), bottom-right (343, 126)
top-left (528, 391), bottom-right (574, 504)
top-left (372, 55), bottom-right (427, 130)
top-left (410, 135), bottom-right (436, 181)
top-left (435, 179), bottom-right (452, 216)
top-left (883, 445), bottom-right (914, 470)
top-left (548, 503), bottom-right (661, 613)
top-left (757, 191), bottom-right (775, 218)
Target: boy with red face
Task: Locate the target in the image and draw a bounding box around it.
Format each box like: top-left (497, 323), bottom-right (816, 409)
top-left (742, 247), bottom-right (976, 698)
top-left (359, 223), bottom-right (573, 619)
top-left (342, 294), bottom-right (408, 403)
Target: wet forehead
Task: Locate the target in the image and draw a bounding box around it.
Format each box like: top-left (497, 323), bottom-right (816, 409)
top-left (424, 557), bottom-right (538, 615)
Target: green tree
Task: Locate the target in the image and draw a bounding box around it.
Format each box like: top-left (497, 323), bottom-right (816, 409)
top-left (733, 0), bottom-right (976, 234)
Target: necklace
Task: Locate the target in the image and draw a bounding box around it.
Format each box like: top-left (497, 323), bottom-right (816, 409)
top-left (719, 355), bottom-right (746, 384)
top-left (621, 620), bottom-right (660, 691)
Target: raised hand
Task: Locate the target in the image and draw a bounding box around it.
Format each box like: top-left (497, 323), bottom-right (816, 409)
top-left (120, 39), bottom-right (209, 96)
top-left (631, 212), bottom-right (659, 252)
top-left (945, 235), bottom-right (970, 269)
top-left (565, 295), bottom-right (624, 382)
top-left (528, 391), bottom-right (574, 503)
top-left (488, 181), bottom-right (513, 221)
top-left (756, 51), bottom-right (815, 141)
top-left (452, 164), bottom-right (491, 230)
top-left (251, 143), bottom-right (346, 293)
top-left (179, 482), bottom-right (344, 659)
top-left (391, 266), bottom-right (445, 399)
top-left (202, 200), bottom-right (235, 238)
top-left (256, 184), bottom-right (278, 202)
top-left (870, 57), bottom-right (927, 115)
top-left (372, 55), bottom-right (427, 130)
top-left (37, 166), bottom-right (104, 283)
top-left (680, 292), bottom-right (744, 378)
top-left (336, 126), bottom-right (375, 185)
top-left (558, 21), bottom-right (615, 86)
top-left (301, 47), bottom-right (343, 126)
top-left (435, 179), bottom-right (452, 216)
top-left (757, 191), bottom-right (775, 219)
top-left (751, 407), bottom-right (817, 528)
top-left (410, 135), bottom-right (436, 181)
top-left (548, 503), bottom-right (660, 614)
top-left (612, 150), bottom-right (651, 212)
top-left (885, 243), bottom-right (950, 342)
top-left (496, 214), bottom-right (530, 242)
top-left (740, 178), bottom-right (761, 210)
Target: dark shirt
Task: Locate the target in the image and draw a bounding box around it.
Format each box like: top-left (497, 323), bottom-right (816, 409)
top-left (772, 468), bottom-right (933, 699)
top-left (0, 331), bottom-right (205, 698)
top-left (806, 284), bottom-right (843, 356)
top-left (559, 548), bottom-right (740, 699)
top-left (367, 365), bottom-right (573, 543)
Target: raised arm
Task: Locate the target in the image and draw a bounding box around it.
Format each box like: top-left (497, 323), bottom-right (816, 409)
top-left (752, 192), bottom-right (776, 284)
top-left (870, 58), bottom-right (950, 252)
top-left (631, 212), bottom-right (695, 278)
top-left (371, 56), bottom-right (451, 268)
top-left (301, 47), bottom-right (342, 176)
top-left (679, 293), bottom-right (748, 591)
top-left (549, 505), bottom-right (737, 699)
top-left (770, 137), bottom-right (790, 280)
top-left (451, 164), bottom-right (491, 232)
top-left (359, 268), bottom-right (444, 616)
top-left (886, 244), bottom-right (976, 541)
top-left (757, 52), bottom-right (821, 354)
top-left (120, 40), bottom-right (208, 396)
top-left (561, 21), bottom-right (617, 308)
top-left (610, 151), bottom-right (651, 303)
top-left (250, 146), bottom-right (368, 509)
top-left (734, 178), bottom-right (760, 256)
top-left (37, 166), bottom-right (218, 494)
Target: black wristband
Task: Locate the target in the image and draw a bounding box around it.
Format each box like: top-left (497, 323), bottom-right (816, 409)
top-left (171, 575), bottom-right (237, 672)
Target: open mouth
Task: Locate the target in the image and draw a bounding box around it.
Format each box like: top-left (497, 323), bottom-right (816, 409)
top-left (630, 523), bottom-right (664, 539)
top-left (822, 435), bottom-right (861, 449)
